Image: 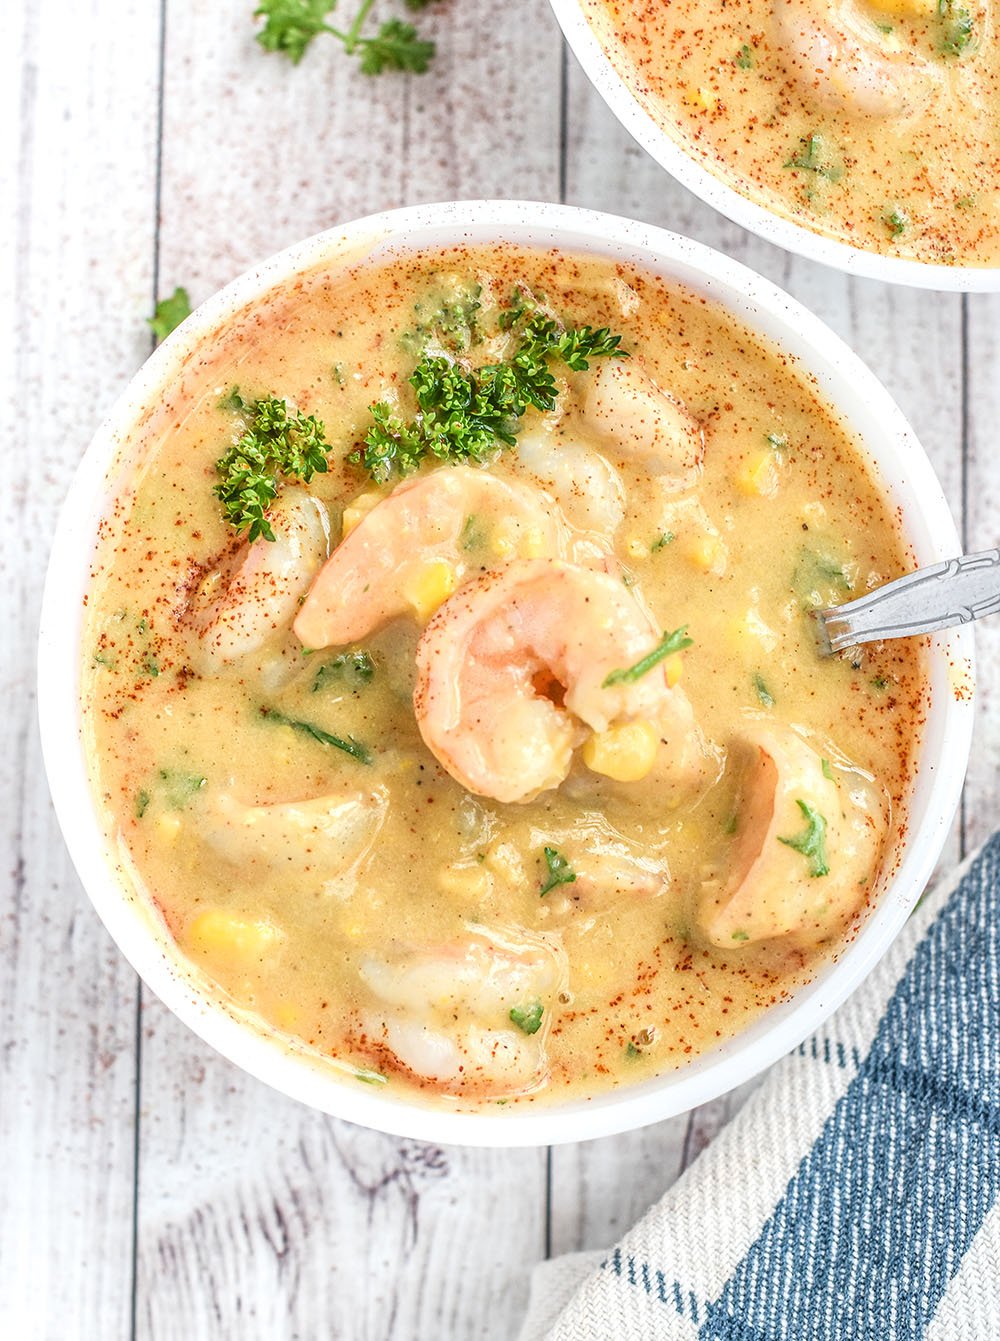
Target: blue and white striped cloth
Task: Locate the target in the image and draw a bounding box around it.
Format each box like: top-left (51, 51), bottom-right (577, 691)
top-left (520, 833), bottom-right (1000, 1341)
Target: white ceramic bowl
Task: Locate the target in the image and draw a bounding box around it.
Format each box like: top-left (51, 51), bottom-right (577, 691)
top-left (39, 201), bottom-right (974, 1146)
top-left (548, 0), bottom-right (1000, 292)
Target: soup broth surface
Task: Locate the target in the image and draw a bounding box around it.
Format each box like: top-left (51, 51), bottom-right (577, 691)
top-left (82, 242), bottom-right (926, 1109)
top-left (584, 0), bottom-right (1000, 266)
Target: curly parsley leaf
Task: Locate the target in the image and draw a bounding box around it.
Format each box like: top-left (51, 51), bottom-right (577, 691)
top-left (939, 1), bottom-right (974, 55)
top-left (351, 297), bottom-right (627, 482)
top-left (313, 650), bottom-right (376, 692)
top-left (254, 0), bottom-right (434, 72)
top-left (214, 396), bottom-right (330, 541)
top-left (778, 800), bottom-right (830, 877)
top-left (539, 845), bottom-right (577, 897)
top-left (148, 287), bottom-right (191, 343)
top-left (602, 626), bottom-right (693, 688)
top-left (359, 18), bottom-right (434, 73)
top-left (510, 1001), bottom-right (544, 1035)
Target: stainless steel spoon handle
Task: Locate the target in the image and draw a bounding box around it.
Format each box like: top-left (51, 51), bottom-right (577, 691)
top-left (816, 548), bottom-right (1000, 655)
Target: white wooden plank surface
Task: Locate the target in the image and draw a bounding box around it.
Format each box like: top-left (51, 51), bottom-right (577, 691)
top-left (4, 0), bottom-right (996, 1336)
top-left (0, 1), bottom-right (161, 1336)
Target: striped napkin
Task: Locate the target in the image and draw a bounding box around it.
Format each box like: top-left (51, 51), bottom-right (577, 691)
top-left (519, 832), bottom-right (1000, 1341)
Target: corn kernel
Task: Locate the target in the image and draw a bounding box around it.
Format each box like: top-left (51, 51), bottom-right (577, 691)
top-left (522, 526), bottom-right (548, 559)
top-left (187, 908), bottom-right (281, 967)
top-left (684, 85), bottom-right (718, 112)
top-left (272, 1001), bottom-right (301, 1031)
top-left (736, 449), bottom-right (780, 498)
top-left (401, 557), bottom-right (457, 621)
top-left (625, 536), bottom-right (650, 560)
top-left (492, 534), bottom-right (516, 559)
top-left (727, 607), bottom-right (779, 655)
top-left (438, 862), bottom-right (490, 901)
top-left (685, 533), bottom-right (726, 575)
top-left (582, 720), bottom-right (659, 782)
top-left (155, 813), bottom-right (182, 843)
top-left (664, 654), bottom-right (684, 688)
top-left (341, 490), bottom-right (383, 538)
top-left (867, 0), bottom-right (935, 15)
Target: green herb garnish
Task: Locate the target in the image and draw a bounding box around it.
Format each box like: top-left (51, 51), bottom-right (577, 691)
top-left (135, 790), bottom-right (151, 820)
top-left (313, 650), bottom-right (375, 692)
top-left (753, 673), bottom-right (775, 708)
top-left (939, 1), bottom-right (974, 55)
top-left (766, 431), bottom-right (788, 451)
top-left (353, 1067), bottom-right (388, 1084)
top-left (602, 626), bottom-right (692, 688)
top-left (784, 133), bottom-right (843, 183)
top-left (260, 706), bottom-right (372, 763)
top-left (821, 758), bottom-right (835, 781)
top-left (778, 800), bottom-right (830, 877)
top-left (624, 1041), bottom-right (642, 1059)
top-left (215, 395), bottom-right (330, 541)
top-left (732, 929), bottom-right (750, 942)
top-left (651, 531), bottom-right (675, 552)
top-left (735, 43), bottom-right (754, 68)
top-left (148, 287), bottom-right (191, 343)
top-left (539, 846), bottom-right (577, 897)
top-left (351, 308), bottom-right (626, 484)
top-left (510, 1001), bottom-right (544, 1035)
top-left (157, 769), bottom-right (207, 811)
top-left (884, 207), bottom-right (909, 237)
top-left (254, 0), bottom-right (435, 72)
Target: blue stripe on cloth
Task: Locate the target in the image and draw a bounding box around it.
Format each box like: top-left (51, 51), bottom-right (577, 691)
top-left (698, 832), bottom-right (1000, 1341)
top-left (606, 1248), bottom-right (702, 1324)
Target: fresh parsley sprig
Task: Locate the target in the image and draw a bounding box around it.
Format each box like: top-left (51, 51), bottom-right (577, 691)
top-left (351, 308), bottom-right (627, 484)
top-left (254, 0), bottom-right (435, 74)
top-left (214, 395), bottom-right (330, 541)
top-left (148, 287), bottom-right (191, 343)
top-left (539, 845), bottom-right (576, 897)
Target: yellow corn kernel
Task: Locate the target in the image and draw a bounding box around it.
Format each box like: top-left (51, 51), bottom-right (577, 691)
top-left (155, 813), bottom-right (182, 843)
top-left (401, 557), bottom-right (457, 621)
top-left (582, 720), bottom-right (659, 782)
top-left (341, 490), bottom-right (383, 539)
top-left (684, 85), bottom-right (718, 112)
top-left (272, 1001), bottom-right (301, 1031)
top-left (867, 0), bottom-right (935, 15)
top-left (187, 908), bottom-right (281, 967)
top-left (685, 532), bottom-right (726, 574)
top-left (664, 653), bottom-right (684, 688)
top-left (727, 607), bottom-right (779, 655)
top-left (522, 526), bottom-right (548, 559)
top-left (625, 536), bottom-right (650, 560)
top-left (438, 862), bottom-right (490, 901)
top-left (736, 449), bottom-right (780, 498)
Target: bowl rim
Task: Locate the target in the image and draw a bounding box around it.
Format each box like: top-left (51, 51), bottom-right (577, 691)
top-left (38, 198), bottom-right (975, 1146)
top-left (547, 0), bottom-right (1000, 293)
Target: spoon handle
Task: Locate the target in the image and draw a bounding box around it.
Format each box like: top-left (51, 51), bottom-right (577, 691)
top-left (816, 548), bottom-right (1000, 655)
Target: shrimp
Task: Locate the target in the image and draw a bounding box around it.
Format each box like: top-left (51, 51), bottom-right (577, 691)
top-left (358, 925), bottom-right (567, 1094)
top-left (584, 360), bottom-right (704, 492)
top-left (773, 0), bottom-right (943, 119)
top-left (200, 787), bottom-right (388, 880)
top-left (293, 466), bottom-right (569, 650)
top-left (699, 724), bottom-right (887, 947)
top-left (186, 487), bottom-right (330, 672)
top-left (413, 558), bottom-right (702, 803)
top-left (515, 423), bottom-right (626, 547)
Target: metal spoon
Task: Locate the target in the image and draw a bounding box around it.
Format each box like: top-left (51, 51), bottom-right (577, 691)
top-left (814, 548), bottom-right (1000, 656)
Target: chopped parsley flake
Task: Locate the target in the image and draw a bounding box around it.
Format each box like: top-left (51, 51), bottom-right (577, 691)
top-left (735, 43), bottom-right (754, 69)
top-left (259, 706), bottom-right (372, 763)
top-left (539, 846), bottom-right (576, 897)
top-left (651, 531), bottom-right (675, 552)
top-left (510, 1001), bottom-right (544, 1035)
top-left (602, 626), bottom-right (692, 687)
top-left (148, 287), bottom-right (191, 343)
top-left (313, 650), bottom-right (375, 692)
top-left (753, 673), bottom-right (775, 708)
top-left (778, 800), bottom-right (830, 878)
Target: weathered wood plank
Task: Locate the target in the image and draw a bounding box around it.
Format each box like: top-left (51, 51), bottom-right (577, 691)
top-left (0, 0), bottom-right (161, 1335)
top-left (136, 2), bottom-right (562, 1337)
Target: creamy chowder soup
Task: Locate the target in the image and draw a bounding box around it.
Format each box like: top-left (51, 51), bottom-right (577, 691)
top-left (81, 243), bottom-right (926, 1109)
top-left (583, 0), bottom-right (1000, 266)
